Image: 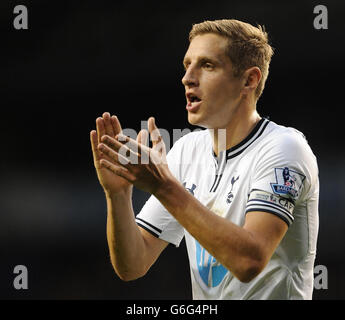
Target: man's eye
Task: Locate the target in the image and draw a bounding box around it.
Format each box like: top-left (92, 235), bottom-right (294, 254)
top-left (204, 63), bottom-right (214, 69)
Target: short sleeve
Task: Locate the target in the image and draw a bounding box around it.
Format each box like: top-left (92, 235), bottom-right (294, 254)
top-left (246, 129), bottom-right (317, 227)
top-left (135, 137), bottom-right (185, 247)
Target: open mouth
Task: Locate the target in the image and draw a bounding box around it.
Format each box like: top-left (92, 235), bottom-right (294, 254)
top-left (189, 95), bottom-right (201, 103)
top-left (186, 92), bottom-right (202, 112)
top-left (187, 93), bottom-right (202, 104)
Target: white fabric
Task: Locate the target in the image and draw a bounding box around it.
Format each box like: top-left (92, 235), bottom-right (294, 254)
top-left (136, 118), bottom-right (319, 300)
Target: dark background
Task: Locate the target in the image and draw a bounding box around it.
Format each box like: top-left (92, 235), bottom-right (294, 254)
top-left (0, 0), bottom-right (344, 299)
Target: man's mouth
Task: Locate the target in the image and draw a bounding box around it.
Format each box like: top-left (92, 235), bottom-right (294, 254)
top-left (189, 95), bottom-right (201, 103)
top-left (186, 92), bottom-right (202, 112)
top-left (186, 92), bottom-right (201, 102)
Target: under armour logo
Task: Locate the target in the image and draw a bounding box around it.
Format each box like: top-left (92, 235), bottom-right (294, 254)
top-left (183, 182), bottom-right (197, 196)
top-left (226, 176), bottom-right (240, 204)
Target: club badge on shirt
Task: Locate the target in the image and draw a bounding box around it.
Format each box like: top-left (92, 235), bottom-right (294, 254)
top-left (226, 175), bottom-right (240, 205)
top-left (183, 182), bottom-right (197, 196)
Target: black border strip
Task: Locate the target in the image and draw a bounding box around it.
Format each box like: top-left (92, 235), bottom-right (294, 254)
top-left (245, 207), bottom-right (292, 227)
top-left (247, 199), bottom-right (294, 218)
top-left (246, 202), bottom-right (294, 221)
top-left (136, 222), bottom-right (160, 238)
top-left (209, 174), bottom-right (219, 192)
top-left (212, 173), bottom-right (223, 192)
top-left (135, 217), bottom-right (162, 233)
top-left (227, 119), bottom-right (270, 160)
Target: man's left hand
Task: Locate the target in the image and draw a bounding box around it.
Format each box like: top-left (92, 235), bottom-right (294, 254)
top-left (97, 116), bottom-right (174, 195)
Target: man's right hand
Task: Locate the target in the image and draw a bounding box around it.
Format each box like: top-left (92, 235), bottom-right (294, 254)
top-left (91, 113), bottom-right (169, 281)
top-left (90, 112), bottom-right (131, 195)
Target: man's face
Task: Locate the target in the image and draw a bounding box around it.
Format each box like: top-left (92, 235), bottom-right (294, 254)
top-left (182, 33), bottom-right (244, 129)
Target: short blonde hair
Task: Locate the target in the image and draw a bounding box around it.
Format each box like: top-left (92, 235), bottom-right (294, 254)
top-left (189, 19), bottom-right (274, 99)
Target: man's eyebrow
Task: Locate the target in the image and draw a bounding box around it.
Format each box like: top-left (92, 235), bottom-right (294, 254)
top-left (183, 56), bottom-right (219, 67)
top-left (199, 56), bottom-right (219, 64)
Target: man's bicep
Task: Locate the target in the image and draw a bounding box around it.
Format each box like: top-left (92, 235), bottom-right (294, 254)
top-left (243, 211), bottom-right (288, 262)
top-left (138, 226), bottom-right (170, 270)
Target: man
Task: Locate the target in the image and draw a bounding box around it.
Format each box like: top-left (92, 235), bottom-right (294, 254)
top-left (90, 19), bottom-right (319, 299)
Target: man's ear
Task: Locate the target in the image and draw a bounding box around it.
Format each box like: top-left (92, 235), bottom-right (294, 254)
top-left (242, 67), bottom-right (262, 95)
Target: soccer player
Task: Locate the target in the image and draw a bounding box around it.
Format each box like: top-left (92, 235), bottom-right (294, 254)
top-left (90, 19), bottom-right (319, 299)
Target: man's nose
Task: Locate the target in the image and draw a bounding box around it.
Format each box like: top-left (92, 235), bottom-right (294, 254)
top-left (182, 67), bottom-right (199, 87)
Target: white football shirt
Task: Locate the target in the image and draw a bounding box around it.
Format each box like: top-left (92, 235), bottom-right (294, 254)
top-left (136, 118), bottom-right (319, 300)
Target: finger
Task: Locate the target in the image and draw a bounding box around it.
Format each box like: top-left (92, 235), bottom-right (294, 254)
top-left (91, 130), bottom-right (114, 165)
top-left (98, 142), bottom-right (132, 166)
top-left (148, 117), bottom-right (163, 147)
top-left (96, 117), bottom-right (106, 144)
top-left (101, 135), bottom-right (123, 152)
top-left (99, 159), bottom-right (136, 182)
top-left (100, 136), bottom-right (142, 165)
top-left (111, 115), bottom-right (122, 136)
top-left (136, 129), bottom-right (150, 164)
top-left (103, 112), bottom-right (115, 137)
top-left (137, 129), bottom-right (149, 146)
top-left (116, 133), bottom-right (150, 160)
top-left (148, 117), bottom-right (166, 157)
top-left (90, 130), bottom-right (101, 164)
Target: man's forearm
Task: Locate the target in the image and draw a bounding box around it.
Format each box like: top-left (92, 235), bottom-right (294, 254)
top-left (105, 189), bottom-right (147, 281)
top-left (154, 178), bottom-right (264, 282)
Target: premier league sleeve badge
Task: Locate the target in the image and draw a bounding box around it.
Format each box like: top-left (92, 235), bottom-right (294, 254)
top-left (270, 167), bottom-right (306, 200)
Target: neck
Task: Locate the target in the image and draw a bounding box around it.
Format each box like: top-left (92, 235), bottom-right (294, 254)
top-left (210, 109), bottom-right (261, 157)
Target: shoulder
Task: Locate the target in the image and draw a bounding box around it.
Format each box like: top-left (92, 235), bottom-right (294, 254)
top-left (263, 121), bottom-right (317, 162)
top-left (256, 120), bottom-right (319, 195)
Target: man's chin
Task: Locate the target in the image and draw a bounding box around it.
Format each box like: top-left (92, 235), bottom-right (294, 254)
top-left (187, 116), bottom-right (199, 127)
top-left (187, 113), bottom-right (208, 128)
